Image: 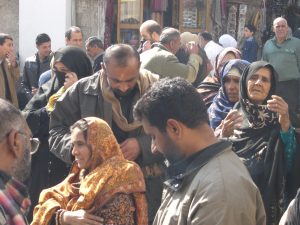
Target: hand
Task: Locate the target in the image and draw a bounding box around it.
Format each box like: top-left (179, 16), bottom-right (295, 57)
top-left (267, 95), bottom-right (290, 132)
top-left (120, 138), bottom-right (140, 161)
top-left (62, 209), bottom-right (103, 225)
top-left (186, 42), bottom-right (199, 55)
top-left (31, 87), bottom-right (38, 95)
top-left (6, 51), bottom-right (17, 67)
top-left (219, 109), bottom-right (242, 138)
top-left (142, 40), bottom-right (151, 52)
top-left (64, 72), bottom-right (78, 89)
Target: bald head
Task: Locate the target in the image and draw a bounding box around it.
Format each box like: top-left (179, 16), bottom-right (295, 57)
top-left (273, 17), bottom-right (289, 44)
top-left (140, 20), bottom-right (161, 43)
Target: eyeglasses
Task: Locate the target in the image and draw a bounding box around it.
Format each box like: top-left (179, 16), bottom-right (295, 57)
top-left (18, 132), bottom-right (40, 155)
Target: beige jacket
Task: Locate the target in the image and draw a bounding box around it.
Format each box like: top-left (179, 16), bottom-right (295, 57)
top-left (153, 146), bottom-right (266, 225)
top-left (0, 59), bottom-right (20, 107)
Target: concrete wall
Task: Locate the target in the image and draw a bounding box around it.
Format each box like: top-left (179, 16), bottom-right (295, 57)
top-left (19, 0), bottom-right (72, 68)
top-left (0, 0), bottom-right (19, 52)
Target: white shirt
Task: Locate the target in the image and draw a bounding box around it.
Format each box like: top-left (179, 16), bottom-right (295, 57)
top-left (204, 41), bottom-right (224, 66)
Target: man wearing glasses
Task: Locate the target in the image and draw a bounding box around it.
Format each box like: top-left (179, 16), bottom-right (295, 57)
top-left (49, 44), bottom-right (164, 223)
top-left (0, 98), bottom-right (39, 225)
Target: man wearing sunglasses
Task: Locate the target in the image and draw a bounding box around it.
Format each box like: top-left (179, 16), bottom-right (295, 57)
top-left (0, 98), bottom-right (39, 224)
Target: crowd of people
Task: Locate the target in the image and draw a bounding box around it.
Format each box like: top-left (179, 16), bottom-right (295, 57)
top-left (0, 16), bottom-right (300, 225)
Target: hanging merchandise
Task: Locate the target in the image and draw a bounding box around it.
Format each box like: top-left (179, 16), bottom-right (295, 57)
top-left (237, 4), bottom-right (247, 42)
top-left (182, 0), bottom-right (198, 28)
top-left (227, 5), bottom-right (238, 38)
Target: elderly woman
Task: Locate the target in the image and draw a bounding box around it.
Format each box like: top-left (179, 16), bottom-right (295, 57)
top-left (208, 59), bottom-right (250, 134)
top-left (197, 47), bottom-right (241, 107)
top-left (229, 61), bottom-right (299, 225)
top-left (23, 46), bottom-right (93, 222)
top-left (31, 117), bottom-right (148, 225)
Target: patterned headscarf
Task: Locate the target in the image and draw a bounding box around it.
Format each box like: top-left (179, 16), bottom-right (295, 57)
top-left (31, 117), bottom-right (148, 225)
top-left (208, 59), bottom-right (250, 129)
top-left (239, 61), bottom-right (278, 129)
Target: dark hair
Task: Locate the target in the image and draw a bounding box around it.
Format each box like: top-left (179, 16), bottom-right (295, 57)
top-left (103, 43), bottom-right (140, 66)
top-left (245, 24), bottom-right (256, 33)
top-left (70, 118), bottom-right (89, 141)
top-left (35, 33), bottom-right (51, 46)
top-left (160, 27), bottom-right (180, 44)
top-left (0, 33), bottom-right (13, 45)
top-left (85, 36), bottom-right (104, 49)
top-left (134, 77), bottom-right (209, 131)
top-left (0, 99), bottom-right (25, 140)
top-left (199, 31), bottom-right (212, 41)
top-left (65, 26), bottom-right (82, 40)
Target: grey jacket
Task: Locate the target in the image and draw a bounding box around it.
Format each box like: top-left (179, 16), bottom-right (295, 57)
top-left (49, 71), bottom-right (164, 222)
top-left (153, 141), bottom-right (266, 225)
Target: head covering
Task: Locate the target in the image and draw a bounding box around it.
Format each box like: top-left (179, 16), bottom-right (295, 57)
top-left (239, 61), bottom-right (278, 129)
top-left (230, 61), bottom-right (300, 224)
top-left (219, 34), bottom-right (237, 48)
top-left (208, 59), bottom-right (250, 129)
top-left (180, 32), bottom-right (199, 45)
top-left (53, 46), bottom-right (92, 86)
top-left (214, 47), bottom-right (241, 80)
top-left (31, 117), bottom-right (148, 225)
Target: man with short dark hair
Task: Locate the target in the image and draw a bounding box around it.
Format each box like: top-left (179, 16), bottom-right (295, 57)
top-left (0, 98), bottom-right (38, 225)
top-left (65, 26), bottom-right (83, 48)
top-left (85, 36), bottom-right (105, 73)
top-left (140, 27), bottom-right (201, 82)
top-left (134, 77), bottom-right (266, 225)
top-left (21, 33), bottom-right (52, 99)
top-left (49, 44), bottom-right (164, 223)
top-left (0, 33), bottom-right (19, 108)
top-left (198, 31), bottom-right (223, 66)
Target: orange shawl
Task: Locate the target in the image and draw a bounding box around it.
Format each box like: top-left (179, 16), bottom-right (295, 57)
top-left (31, 117), bottom-right (148, 225)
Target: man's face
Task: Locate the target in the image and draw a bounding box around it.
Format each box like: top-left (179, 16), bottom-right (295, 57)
top-left (12, 125), bottom-right (32, 182)
top-left (142, 118), bottom-right (184, 164)
top-left (0, 38), bottom-right (13, 59)
top-left (103, 57), bottom-right (140, 96)
top-left (140, 26), bottom-right (156, 43)
top-left (85, 44), bottom-right (97, 59)
top-left (66, 31), bottom-right (83, 47)
top-left (37, 41), bottom-right (51, 59)
top-left (170, 36), bottom-right (181, 54)
top-left (273, 19), bottom-right (289, 42)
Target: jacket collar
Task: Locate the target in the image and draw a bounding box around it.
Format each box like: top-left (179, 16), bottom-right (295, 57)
top-left (164, 140), bottom-right (231, 191)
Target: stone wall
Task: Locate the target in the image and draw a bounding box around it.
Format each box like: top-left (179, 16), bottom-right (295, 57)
top-left (0, 0), bottom-right (19, 52)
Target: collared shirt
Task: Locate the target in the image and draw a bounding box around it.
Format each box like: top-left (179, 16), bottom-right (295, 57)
top-left (0, 171), bottom-right (30, 225)
top-left (262, 36), bottom-right (300, 81)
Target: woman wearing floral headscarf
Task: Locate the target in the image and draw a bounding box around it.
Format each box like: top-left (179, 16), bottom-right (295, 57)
top-left (229, 61), bottom-right (300, 225)
top-left (31, 117), bottom-right (148, 225)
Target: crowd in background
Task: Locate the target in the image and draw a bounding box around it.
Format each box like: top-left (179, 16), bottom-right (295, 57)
top-left (0, 16), bottom-right (300, 225)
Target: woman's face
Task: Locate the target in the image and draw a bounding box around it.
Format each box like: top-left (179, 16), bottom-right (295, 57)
top-left (224, 74), bottom-right (240, 103)
top-left (53, 61), bottom-right (71, 73)
top-left (71, 128), bottom-right (92, 169)
top-left (247, 67), bottom-right (272, 104)
top-left (218, 52), bottom-right (236, 74)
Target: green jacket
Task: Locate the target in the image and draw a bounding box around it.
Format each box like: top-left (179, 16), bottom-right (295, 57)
top-left (140, 43), bottom-right (201, 83)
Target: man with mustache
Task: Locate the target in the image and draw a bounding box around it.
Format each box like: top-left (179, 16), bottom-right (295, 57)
top-left (0, 98), bottom-right (38, 225)
top-left (49, 43), bottom-right (164, 223)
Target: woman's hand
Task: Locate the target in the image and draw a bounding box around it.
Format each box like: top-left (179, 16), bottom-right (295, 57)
top-left (64, 72), bottom-right (78, 89)
top-left (62, 209), bottom-right (103, 225)
top-left (267, 95), bottom-right (290, 132)
top-left (218, 109), bottom-right (242, 138)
